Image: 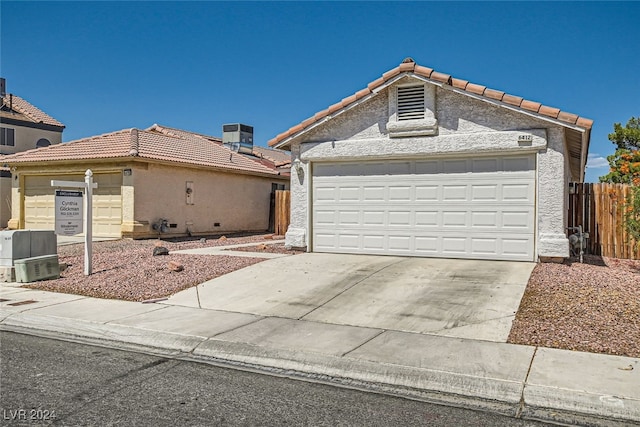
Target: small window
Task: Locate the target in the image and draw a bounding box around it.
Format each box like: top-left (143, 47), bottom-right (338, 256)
top-left (0, 127), bottom-right (15, 146)
top-left (36, 138), bottom-right (51, 148)
top-left (397, 85), bottom-right (425, 121)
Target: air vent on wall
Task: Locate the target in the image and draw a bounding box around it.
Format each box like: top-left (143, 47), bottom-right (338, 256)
top-left (397, 85), bottom-right (425, 121)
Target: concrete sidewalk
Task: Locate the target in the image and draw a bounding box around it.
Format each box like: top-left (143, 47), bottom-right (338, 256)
top-left (1, 283), bottom-right (638, 426)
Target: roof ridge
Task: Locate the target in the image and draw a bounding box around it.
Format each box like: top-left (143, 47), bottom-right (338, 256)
top-left (268, 58), bottom-right (593, 147)
top-left (151, 123), bottom-right (222, 142)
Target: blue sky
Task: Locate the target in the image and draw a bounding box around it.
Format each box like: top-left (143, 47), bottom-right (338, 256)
top-left (1, 1), bottom-right (638, 182)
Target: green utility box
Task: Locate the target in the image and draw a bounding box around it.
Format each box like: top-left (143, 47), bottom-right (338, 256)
top-left (14, 254), bottom-right (60, 283)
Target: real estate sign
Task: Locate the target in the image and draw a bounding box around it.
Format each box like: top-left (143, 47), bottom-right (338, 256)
top-left (55, 190), bottom-right (83, 236)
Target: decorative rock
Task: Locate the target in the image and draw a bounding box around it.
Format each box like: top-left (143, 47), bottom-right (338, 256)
top-left (168, 261), bottom-right (184, 272)
top-left (219, 236), bottom-right (227, 241)
top-left (153, 246), bottom-right (170, 256)
top-left (200, 238), bottom-right (206, 243)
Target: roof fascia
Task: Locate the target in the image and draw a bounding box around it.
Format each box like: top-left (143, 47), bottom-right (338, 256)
top-left (431, 78), bottom-right (588, 133)
top-left (273, 73), bottom-right (414, 150)
top-left (0, 116), bottom-right (65, 132)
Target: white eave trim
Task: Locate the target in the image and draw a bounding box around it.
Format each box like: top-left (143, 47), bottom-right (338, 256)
top-left (273, 71), bottom-right (591, 149)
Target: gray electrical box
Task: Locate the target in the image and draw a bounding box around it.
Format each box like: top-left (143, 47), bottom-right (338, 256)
top-left (0, 230), bottom-right (57, 267)
top-left (14, 254), bottom-right (60, 283)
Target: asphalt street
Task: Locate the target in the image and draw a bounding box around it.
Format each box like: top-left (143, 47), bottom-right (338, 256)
top-left (0, 331), bottom-right (552, 426)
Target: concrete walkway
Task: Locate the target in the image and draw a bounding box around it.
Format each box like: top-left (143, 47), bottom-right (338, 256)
top-left (1, 254), bottom-right (639, 426)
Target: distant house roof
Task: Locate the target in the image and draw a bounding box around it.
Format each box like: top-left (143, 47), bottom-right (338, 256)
top-left (252, 145), bottom-right (291, 167)
top-left (268, 58), bottom-right (593, 149)
top-left (2, 124), bottom-right (284, 177)
top-left (0, 93), bottom-right (65, 129)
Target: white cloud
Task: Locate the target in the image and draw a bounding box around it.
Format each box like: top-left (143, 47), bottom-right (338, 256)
top-left (586, 153), bottom-right (610, 169)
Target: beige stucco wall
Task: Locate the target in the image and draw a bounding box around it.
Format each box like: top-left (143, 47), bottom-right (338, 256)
top-left (0, 176), bottom-right (11, 228)
top-left (128, 163), bottom-right (288, 238)
top-left (0, 125), bottom-right (62, 155)
top-left (8, 161), bottom-right (288, 238)
top-left (0, 123), bottom-right (63, 227)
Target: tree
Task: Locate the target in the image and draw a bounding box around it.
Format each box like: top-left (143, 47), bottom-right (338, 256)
top-left (599, 117), bottom-right (640, 185)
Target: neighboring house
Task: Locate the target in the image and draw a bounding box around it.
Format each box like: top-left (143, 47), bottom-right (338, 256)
top-left (0, 78), bottom-right (65, 228)
top-left (269, 58), bottom-right (592, 262)
top-left (3, 124), bottom-right (289, 238)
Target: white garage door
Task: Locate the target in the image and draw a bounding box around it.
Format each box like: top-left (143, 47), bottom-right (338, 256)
top-left (25, 173), bottom-right (123, 237)
top-left (312, 155), bottom-right (535, 261)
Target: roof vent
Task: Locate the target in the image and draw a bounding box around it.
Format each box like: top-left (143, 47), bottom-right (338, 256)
top-left (222, 124), bottom-right (253, 154)
top-left (397, 85), bottom-right (425, 121)
top-left (0, 78), bottom-right (5, 97)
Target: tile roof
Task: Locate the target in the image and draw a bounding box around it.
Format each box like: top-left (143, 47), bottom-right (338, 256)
top-left (252, 145), bottom-right (291, 166)
top-left (268, 58), bottom-right (593, 147)
top-left (0, 94), bottom-right (65, 128)
top-left (2, 125), bottom-right (282, 177)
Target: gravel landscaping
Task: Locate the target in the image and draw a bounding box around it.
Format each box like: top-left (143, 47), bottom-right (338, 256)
top-left (20, 234), bottom-right (640, 358)
top-left (508, 255), bottom-right (640, 358)
top-left (23, 233), bottom-right (290, 302)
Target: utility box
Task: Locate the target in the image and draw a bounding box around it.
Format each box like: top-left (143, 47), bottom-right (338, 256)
top-left (0, 230), bottom-right (57, 282)
top-left (14, 254), bottom-right (60, 283)
top-left (0, 230), bottom-right (57, 267)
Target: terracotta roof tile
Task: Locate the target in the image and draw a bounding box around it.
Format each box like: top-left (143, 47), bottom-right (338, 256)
top-left (341, 94), bottom-right (358, 107)
top-left (466, 83), bottom-right (487, 95)
top-left (382, 66), bottom-right (402, 80)
top-left (301, 117), bottom-right (317, 128)
top-left (3, 125), bottom-right (281, 177)
top-left (576, 117), bottom-right (594, 129)
top-left (314, 109), bottom-right (330, 121)
top-left (520, 100), bottom-right (542, 113)
top-left (1, 94), bottom-right (65, 127)
top-left (414, 65), bottom-right (434, 78)
top-left (502, 94), bottom-right (523, 107)
top-left (269, 58), bottom-right (593, 147)
top-left (252, 146), bottom-right (291, 165)
top-left (557, 111), bottom-right (579, 125)
top-left (367, 77), bottom-right (386, 91)
top-left (484, 88), bottom-right (505, 101)
top-left (539, 105), bottom-right (561, 118)
top-left (355, 88), bottom-right (371, 99)
top-left (430, 71), bottom-right (452, 84)
top-left (399, 61), bottom-right (415, 72)
top-left (451, 78), bottom-right (469, 90)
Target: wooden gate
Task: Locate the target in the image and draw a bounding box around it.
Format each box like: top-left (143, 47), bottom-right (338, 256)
top-left (568, 183), bottom-right (639, 259)
top-left (274, 190), bottom-right (290, 236)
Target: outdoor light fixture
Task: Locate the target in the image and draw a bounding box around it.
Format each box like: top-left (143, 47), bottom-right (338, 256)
top-left (123, 168), bottom-right (132, 176)
top-left (293, 158), bottom-right (303, 174)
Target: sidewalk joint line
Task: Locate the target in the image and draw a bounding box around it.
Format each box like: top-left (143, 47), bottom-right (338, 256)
top-left (195, 285), bottom-right (202, 309)
top-left (207, 316), bottom-right (266, 338)
top-left (298, 258), bottom-right (407, 320)
top-left (516, 346), bottom-right (538, 419)
top-left (341, 329), bottom-right (386, 357)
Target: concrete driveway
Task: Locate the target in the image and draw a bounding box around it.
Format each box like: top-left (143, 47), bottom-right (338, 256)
top-left (166, 253), bottom-right (535, 342)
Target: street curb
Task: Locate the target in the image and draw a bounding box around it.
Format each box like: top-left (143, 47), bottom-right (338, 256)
top-left (2, 312), bottom-right (638, 426)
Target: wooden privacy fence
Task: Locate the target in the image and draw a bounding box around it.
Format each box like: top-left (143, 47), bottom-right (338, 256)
top-left (568, 183), bottom-right (639, 260)
top-left (274, 190), bottom-right (290, 236)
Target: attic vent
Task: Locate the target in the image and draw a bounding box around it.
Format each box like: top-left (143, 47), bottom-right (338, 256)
top-left (397, 85), bottom-right (425, 121)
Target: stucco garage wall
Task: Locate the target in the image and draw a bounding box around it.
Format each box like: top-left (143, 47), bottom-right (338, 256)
top-left (285, 78), bottom-right (570, 259)
top-left (131, 163), bottom-right (287, 237)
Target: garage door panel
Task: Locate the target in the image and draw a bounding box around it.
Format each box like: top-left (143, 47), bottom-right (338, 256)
top-left (312, 155), bottom-right (536, 261)
top-left (24, 173), bottom-right (122, 237)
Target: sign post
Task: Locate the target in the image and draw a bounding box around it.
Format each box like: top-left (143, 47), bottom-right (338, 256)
top-left (51, 170), bottom-right (98, 275)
